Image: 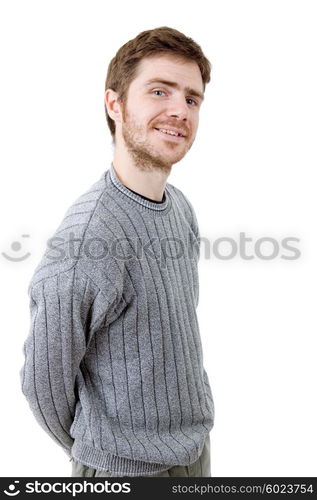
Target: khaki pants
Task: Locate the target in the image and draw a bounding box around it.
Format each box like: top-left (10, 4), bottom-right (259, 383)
top-left (71, 433), bottom-right (211, 477)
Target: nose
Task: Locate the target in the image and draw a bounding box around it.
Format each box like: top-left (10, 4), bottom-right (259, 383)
top-left (166, 95), bottom-right (189, 121)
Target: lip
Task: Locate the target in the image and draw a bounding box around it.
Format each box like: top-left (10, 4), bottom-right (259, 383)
top-left (154, 127), bottom-right (187, 141)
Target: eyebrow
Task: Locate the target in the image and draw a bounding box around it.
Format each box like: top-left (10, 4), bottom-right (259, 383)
top-left (144, 78), bottom-right (204, 102)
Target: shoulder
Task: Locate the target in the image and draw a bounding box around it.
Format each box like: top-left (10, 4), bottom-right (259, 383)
top-left (166, 181), bottom-right (198, 224)
top-left (29, 171), bottom-right (124, 291)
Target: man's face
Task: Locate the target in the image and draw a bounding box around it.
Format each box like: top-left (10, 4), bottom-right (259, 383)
top-left (117, 54), bottom-right (204, 172)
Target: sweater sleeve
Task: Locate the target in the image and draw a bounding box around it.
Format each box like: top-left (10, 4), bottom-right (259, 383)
top-left (19, 265), bottom-right (119, 457)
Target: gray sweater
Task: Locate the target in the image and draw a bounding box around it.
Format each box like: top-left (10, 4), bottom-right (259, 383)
top-left (20, 164), bottom-right (215, 476)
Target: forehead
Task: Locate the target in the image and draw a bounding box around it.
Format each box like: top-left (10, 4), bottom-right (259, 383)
top-left (130, 54), bottom-right (204, 92)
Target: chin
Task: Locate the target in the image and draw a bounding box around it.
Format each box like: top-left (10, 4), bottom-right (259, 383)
top-left (152, 143), bottom-right (187, 161)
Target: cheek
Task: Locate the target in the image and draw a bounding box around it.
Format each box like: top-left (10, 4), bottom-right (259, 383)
top-left (142, 101), bottom-right (167, 123)
top-left (132, 104), bottom-right (156, 126)
top-left (191, 115), bottom-right (200, 134)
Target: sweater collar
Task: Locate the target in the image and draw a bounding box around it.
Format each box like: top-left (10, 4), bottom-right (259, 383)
top-left (108, 163), bottom-right (170, 212)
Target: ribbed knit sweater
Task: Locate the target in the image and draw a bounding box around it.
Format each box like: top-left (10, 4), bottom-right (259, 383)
top-left (20, 164), bottom-right (215, 476)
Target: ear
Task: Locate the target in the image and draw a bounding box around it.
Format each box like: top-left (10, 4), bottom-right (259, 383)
top-left (104, 88), bottom-right (122, 125)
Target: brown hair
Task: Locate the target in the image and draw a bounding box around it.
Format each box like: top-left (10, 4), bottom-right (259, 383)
top-left (105, 26), bottom-right (211, 139)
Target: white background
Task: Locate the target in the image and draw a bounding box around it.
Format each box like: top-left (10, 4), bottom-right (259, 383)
top-left (0, 0), bottom-right (316, 477)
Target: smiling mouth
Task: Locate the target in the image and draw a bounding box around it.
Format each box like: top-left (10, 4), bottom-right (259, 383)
top-left (154, 127), bottom-right (186, 139)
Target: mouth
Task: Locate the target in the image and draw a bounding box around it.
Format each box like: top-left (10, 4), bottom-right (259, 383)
top-left (154, 127), bottom-right (186, 141)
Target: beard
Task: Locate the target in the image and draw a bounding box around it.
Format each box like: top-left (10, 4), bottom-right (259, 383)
top-left (120, 102), bottom-right (193, 174)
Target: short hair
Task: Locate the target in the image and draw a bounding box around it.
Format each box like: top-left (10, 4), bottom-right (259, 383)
top-left (104, 26), bottom-right (212, 139)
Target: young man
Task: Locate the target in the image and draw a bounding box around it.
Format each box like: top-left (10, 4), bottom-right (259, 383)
top-left (20, 26), bottom-right (215, 477)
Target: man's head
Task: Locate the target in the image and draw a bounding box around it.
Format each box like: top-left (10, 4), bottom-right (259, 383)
top-left (104, 26), bottom-right (211, 171)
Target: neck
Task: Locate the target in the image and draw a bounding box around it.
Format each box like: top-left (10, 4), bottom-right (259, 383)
top-left (112, 142), bottom-right (171, 203)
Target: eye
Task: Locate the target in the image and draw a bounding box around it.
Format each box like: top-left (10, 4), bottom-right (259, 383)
top-left (186, 98), bottom-right (198, 106)
top-left (152, 90), bottom-right (166, 97)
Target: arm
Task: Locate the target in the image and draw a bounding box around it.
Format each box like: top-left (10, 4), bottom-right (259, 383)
top-left (19, 265), bottom-right (118, 457)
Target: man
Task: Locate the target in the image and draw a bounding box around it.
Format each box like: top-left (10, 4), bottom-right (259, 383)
top-left (20, 26), bottom-right (215, 478)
